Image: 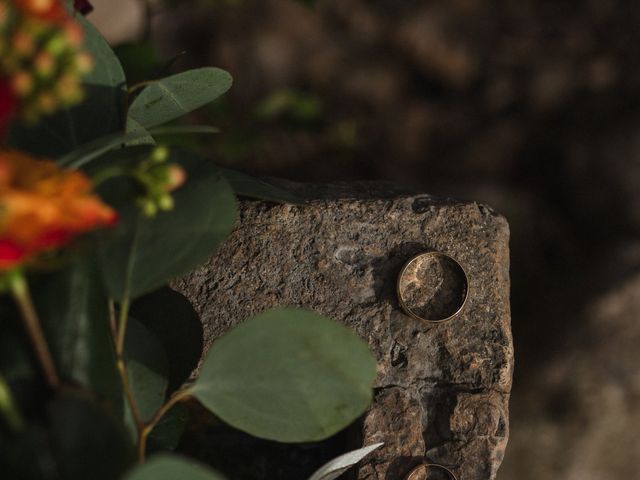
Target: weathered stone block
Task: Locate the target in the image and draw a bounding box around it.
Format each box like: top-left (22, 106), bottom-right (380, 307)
top-left (173, 183), bottom-right (513, 480)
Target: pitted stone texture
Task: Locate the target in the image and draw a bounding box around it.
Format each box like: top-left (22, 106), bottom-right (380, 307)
top-left (173, 184), bottom-right (512, 480)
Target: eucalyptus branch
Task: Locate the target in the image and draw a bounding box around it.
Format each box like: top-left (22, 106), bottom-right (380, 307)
top-left (112, 295), bottom-right (145, 444)
top-left (9, 271), bottom-right (60, 389)
top-left (107, 299), bottom-right (117, 339)
top-left (0, 373), bottom-right (24, 432)
top-left (116, 356), bottom-right (144, 432)
top-left (115, 296), bottom-right (131, 356)
top-left (127, 80), bottom-right (156, 96)
top-left (91, 166), bottom-right (131, 187)
top-left (137, 387), bottom-right (192, 462)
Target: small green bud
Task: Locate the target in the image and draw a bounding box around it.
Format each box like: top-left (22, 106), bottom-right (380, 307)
top-left (157, 194), bottom-right (174, 211)
top-left (44, 32), bottom-right (68, 56)
top-left (139, 198), bottom-right (158, 217)
top-left (151, 146), bottom-right (169, 163)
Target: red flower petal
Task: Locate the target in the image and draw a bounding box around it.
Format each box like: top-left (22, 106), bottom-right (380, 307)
top-left (0, 78), bottom-right (17, 138)
top-left (0, 239), bottom-right (27, 271)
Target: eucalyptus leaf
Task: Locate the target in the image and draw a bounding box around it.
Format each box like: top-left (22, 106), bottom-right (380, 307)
top-left (32, 256), bottom-right (122, 414)
top-left (124, 317), bottom-right (169, 423)
top-left (9, 15), bottom-right (126, 156)
top-left (308, 443), bottom-right (384, 480)
top-left (128, 68), bottom-right (232, 129)
top-left (0, 423), bottom-right (57, 480)
top-left (0, 299), bottom-right (35, 386)
top-left (191, 308), bottom-right (376, 442)
top-left (220, 168), bottom-right (306, 204)
top-left (114, 41), bottom-right (162, 85)
top-left (147, 403), bottom-right (188, 453)
top-left (96, 147), bottom-right (238, 300)
top-left (50, 391), bottom-right (134, 480)
top-left (130, 287), bottom-right (203, 393)
top-left (58, 125), bottom-right (219, 169)
top-left (126, 117), bottom-right (156, 146)
top-left (123, 454), bottom-right (226, 480)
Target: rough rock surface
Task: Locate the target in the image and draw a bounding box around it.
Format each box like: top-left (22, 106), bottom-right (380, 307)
top-left (173, 183), bottom-right (513, 480)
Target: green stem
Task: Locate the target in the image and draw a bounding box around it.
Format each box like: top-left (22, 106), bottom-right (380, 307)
top-left (107, 299), bottom-right (117, 339)
top-left (91, 166), bottom-right (130, 187)
top-left (137, 388), bottom-right (192, 462)
top-left (0, 373), bottom-right (24, 432)
top-left (127, 80), bottom-right (156, 96)
top-left (113, 221), bottom-right (147, 458)
top-left (115, 297), bottom-right (131, 357)
top-left (117, 356), bottom-right (144, 430)
top-left (10, 272), bottom-right (60, 389)
top-left (112, 296), bottom-right (145, 442)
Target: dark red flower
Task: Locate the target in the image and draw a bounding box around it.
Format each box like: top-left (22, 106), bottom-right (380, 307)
top-left (73, 0), bottom-right (94, 15)
top-left (0, 78), bottom-right (17, 139)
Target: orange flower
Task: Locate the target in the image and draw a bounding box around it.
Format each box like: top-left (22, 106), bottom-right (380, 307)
top-left (0, 150), bottom-right (117, 270)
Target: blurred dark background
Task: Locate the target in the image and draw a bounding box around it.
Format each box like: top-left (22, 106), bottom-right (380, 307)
top-left (93, 1), bottom-right (640, 478)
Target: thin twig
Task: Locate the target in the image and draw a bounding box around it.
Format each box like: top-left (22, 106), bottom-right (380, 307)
top-left (117, 356), bottom-right (144, 431)
top-left (107, 299), bottom-right (117, 339)
top-left (137, 388), bottom-right (192, 462)
top-left (10, 272), bottom-right (60, 389)
top-left (112, 296), bottom-right (145, 445)
top-left (115, 297), bottom-right (131, 356)
top-left (128, 80), bottom-right (156, 95)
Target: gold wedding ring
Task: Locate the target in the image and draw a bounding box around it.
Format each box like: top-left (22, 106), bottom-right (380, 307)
top-left (404, 463), bottom-right (458, 480)
top-left (397, 251), bottom-right (469, 323)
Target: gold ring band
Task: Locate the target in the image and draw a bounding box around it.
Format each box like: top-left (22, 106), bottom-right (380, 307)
top-left (404, 463), bottom-right (458, 480)
top-left (396, 251), bottom-right (469, 323)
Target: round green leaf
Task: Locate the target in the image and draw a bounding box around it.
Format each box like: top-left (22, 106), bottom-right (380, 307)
top-left (146, 403), bottom-right (188, 453)
top-left (127, 67), bottom-right (232, 130)
top-left (0, 423), bottom-right (57, 480)
top-left (124, 318), bottom-right (169, 423)
top-left (32, 256), bottom-right (122, 414)
top-left (307, 443), bottom-right (384, 480)
top-left (113, 42), bottom-right (162, 86)
top-left (130, 287), bottom-right (203, 393)
top-left (0, 298), bottom-right (36, 387)
top-left (191, 308), bottom-right (376, 443)
top-left (49, 391), bottom-right (134, 480)
top-left (220, 168), bottom-right (306, 205)
top-left (96, 147), bottom-right (238, 300)
top-left (123, 454), bottom-right (225, 480)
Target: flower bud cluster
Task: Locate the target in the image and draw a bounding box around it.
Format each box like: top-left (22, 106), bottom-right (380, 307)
top-left (0, 0), bottom-right (92, 126)
top-left (134, 147), bottom-right (187, 217)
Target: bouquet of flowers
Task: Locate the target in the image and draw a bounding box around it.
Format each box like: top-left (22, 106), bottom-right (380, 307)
top-left (0, 1), bottom-right (377, 478)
